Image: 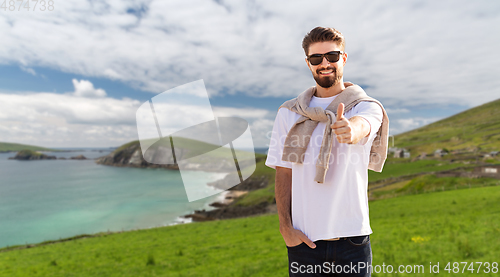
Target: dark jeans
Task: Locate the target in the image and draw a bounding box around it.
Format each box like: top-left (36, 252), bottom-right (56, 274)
top-left (287, 235), bottom-right (372, 277)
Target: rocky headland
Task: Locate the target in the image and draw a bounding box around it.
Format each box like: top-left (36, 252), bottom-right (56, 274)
top-left (8, 149), bottom-right (90, 161)
top-left (70, 155), bottom-right (87, 160)
top-left (9, 149), bottom-right (56, 160)
top-left (95, 141), bottom-right (179, 170)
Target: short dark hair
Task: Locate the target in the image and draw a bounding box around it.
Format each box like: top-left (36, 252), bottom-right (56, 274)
top-left (302, 27), bottom-right (345, 56)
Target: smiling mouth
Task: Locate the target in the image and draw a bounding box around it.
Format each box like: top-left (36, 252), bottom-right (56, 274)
top-left (317, 68), bottom-right (335, 76)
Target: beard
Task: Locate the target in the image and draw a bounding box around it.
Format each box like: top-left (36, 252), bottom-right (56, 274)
top-left (313, 66), bottom-right (343, 88)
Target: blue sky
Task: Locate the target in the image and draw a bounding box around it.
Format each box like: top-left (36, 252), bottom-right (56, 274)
top-left (0, 0), bottom-right (499, 148)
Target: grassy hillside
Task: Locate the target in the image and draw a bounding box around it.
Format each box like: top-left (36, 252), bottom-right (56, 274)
top-left (0, 142), bottom-right (56, 152)
top-left (1, 185), bottom-right (498, 276)
top-left (367, 157), bottom-right (473, 183)
top-left (394, 98), bottom-right (500, 155)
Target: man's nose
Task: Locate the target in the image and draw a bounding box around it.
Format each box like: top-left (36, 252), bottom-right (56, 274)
top-left (320, 56), bottom-right (330, 67)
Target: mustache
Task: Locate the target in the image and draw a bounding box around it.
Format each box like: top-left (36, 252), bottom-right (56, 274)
top-left (316, 67), bottom-right (336, 74)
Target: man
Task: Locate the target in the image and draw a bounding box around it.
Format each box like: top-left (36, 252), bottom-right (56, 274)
top-left (265, 27), bottom-right (389, 276)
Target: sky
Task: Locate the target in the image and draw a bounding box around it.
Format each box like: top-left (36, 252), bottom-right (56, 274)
top-left (0, 0), bottom-right (499, 148)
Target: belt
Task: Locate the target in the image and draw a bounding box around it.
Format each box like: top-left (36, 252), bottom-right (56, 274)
top-left (324, 237), bottom-right (344, 241)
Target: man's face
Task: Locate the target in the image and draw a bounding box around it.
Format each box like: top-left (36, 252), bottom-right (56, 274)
top-left (306, 41), bottom-right (347, 89)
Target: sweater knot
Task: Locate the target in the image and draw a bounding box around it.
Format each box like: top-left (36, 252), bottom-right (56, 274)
top-left (306, 107), bottom-right (329, 122)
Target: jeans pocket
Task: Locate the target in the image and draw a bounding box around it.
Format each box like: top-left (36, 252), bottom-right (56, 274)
top-left (347, 235), bottom-right (370, 246)
top-left (286, 242), bottom-right (306, 251)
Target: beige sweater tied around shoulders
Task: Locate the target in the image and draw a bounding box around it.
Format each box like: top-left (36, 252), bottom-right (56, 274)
top-left (279, 83), bottom-right (389, 183)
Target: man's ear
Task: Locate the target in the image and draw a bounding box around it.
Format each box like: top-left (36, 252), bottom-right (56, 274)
top-left (342, 53), bottom-right (348, 66)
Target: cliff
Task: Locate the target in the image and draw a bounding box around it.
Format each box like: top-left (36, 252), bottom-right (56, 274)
top-left (95, 140), bottom-right (179, 170)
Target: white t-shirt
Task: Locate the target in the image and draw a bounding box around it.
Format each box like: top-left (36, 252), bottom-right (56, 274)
top-left (265, 94), bottom-right (383, 242)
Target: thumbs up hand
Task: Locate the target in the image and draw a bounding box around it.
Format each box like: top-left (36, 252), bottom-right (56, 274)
top-left (331, 103), bottom-right (353, 144)
top-left (331, 103), bottom-right (372, 144)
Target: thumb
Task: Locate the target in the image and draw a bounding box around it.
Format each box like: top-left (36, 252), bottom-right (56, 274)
top-left (336, 103), bottom-right (345, 121)
top-left (298, 232), bottom-right (316, 249)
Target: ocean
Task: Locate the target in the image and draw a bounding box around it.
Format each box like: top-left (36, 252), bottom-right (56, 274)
top-left (0, 149), bottom-right (226, 249)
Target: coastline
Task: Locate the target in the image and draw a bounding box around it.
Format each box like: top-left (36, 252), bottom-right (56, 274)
top-left (182, 189), bottom-right (249, 222)
top-left (182, 174), bottom-right (274, 222)
top-left (180, 171), bottom-right (248, 221)
top-left (209, 188), bottom-right (249, 208)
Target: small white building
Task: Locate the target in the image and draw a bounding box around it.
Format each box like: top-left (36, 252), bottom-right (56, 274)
top-left (434, 149), bottom-right (448, 158)
top-left (391, 148), bottom-right (410, 158)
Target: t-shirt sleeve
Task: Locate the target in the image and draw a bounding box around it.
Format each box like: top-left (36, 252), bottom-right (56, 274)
top-left (265, 108), bottom-right (293, 169)
top-left (349, 101), bottom-right (383, 145)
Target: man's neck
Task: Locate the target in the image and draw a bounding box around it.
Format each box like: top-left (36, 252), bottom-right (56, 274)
top-left (314, 81), bottom-right (345, 98)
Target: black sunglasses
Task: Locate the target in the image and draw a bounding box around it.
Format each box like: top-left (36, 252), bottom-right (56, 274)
top-left (307, 51), bottom-right (344, 66)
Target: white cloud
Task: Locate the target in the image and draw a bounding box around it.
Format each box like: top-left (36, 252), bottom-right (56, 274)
top-left (212, 106), bottom-right (269, 119)
top-left (0, 78), bottom-right (143, 147)
top-left (250, 118), bottom-right (275, 148)
top-left (385, 108), bottom-right (410, 114)
top-left (103, 68), bottom-right (122, 80)
top-left (1, 0), bottom-right (496, 107)
top-left (0, 86), bottom-right (141, 147)
top-left (1, 0), bottom-right (499, 146)
top-left (213, 107), bottom-right (272, 148)
top-left (20, 66), bottom-right (36, 76)
top-left (0, 79), bottom-right (272, 147)
top-left (71, 79), bottom-right (107, 98)
top-left (393, 117), bottom-right (442, 135)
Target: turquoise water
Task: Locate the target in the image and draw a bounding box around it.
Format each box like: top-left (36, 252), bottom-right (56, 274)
top-left (0, 150), bottom-right (225, 248)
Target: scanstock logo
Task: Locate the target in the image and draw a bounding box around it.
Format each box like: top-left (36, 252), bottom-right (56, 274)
top-left (135, 80), bottom-right (256, 202)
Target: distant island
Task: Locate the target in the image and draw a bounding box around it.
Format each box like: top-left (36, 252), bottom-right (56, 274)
top-left (8, 149), bottom-right (57, 160)
top-left (8, 149), bottom-right (88, 161)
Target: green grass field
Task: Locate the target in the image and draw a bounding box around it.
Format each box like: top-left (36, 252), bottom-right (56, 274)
top-left (236, 156), bottom-right (483, 206)
top-left (370, 185), bottom-right (500, 276)
top-left (369, 174), bottom-right (500, 200)
top-left (1, 185), bottom-right (499, 277)
top-left (0, 142), bottom-right (56, 152)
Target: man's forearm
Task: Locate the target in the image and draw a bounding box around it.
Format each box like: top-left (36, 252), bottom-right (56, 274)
top-left (275, 166), bottom-right (293, 232)
top-left (348, 116), bottom-right (370, 144)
